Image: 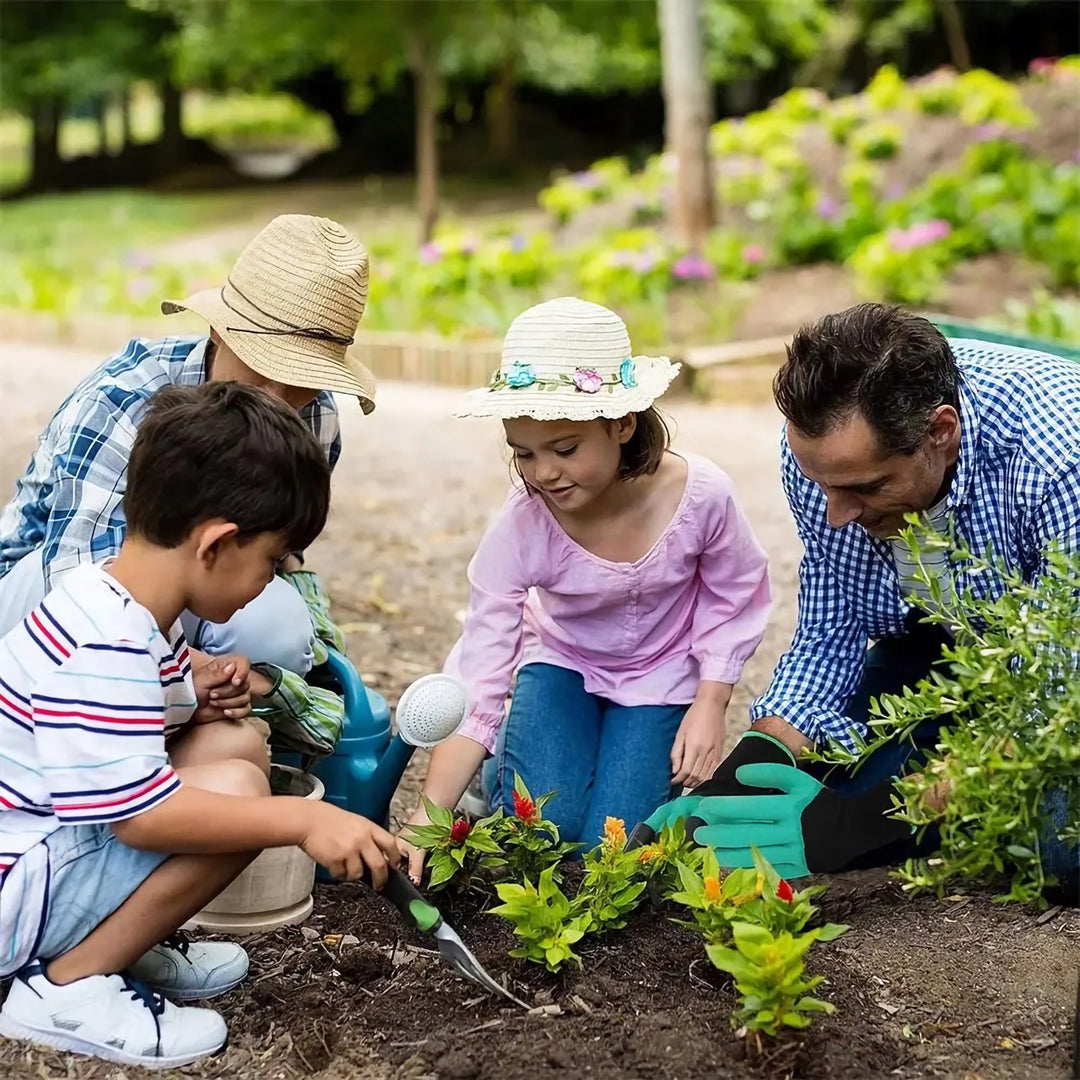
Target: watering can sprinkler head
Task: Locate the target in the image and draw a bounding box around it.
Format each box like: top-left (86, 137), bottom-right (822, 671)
top-left (361, 673), bottom-right (468, 823)
top-left (395, 673), bottom-right (468, 747)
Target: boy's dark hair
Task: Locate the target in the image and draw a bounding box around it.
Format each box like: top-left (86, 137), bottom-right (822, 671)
top-left (125, 382), bottom-right (331, 552)
top-left (773, 303), bottom-right (960, 456)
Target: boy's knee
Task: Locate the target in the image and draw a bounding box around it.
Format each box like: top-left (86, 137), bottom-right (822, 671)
top-left (231, 718), bottom-right (272, 774)
top-left (183, 758), bottom-right (270, 798)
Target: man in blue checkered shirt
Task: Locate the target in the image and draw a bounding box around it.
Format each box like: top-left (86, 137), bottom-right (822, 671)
top-left (0, 214), bottom-right (376, 757)
top-left (640, 304), bottom-right (1078, 901)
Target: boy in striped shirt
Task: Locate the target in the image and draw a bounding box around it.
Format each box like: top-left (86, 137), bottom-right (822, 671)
top-left (0, 383), bottom-right (402, 1068)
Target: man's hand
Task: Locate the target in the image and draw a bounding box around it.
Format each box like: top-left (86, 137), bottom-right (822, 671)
top-left (192, 654), bottom-right (257, 723)
top-left (689, 763), bottom-right (914, 878)
top-left (671, 699), bottom-right (726, 788)
top-left (299, 801), bottom-right (405, 888)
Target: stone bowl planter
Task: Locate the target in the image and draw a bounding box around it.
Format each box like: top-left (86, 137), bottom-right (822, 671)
top-left (185, 764), bottom-right (324, 936)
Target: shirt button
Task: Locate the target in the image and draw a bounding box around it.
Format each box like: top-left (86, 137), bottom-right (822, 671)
top-left (629, 589), bottom-right (640, 600)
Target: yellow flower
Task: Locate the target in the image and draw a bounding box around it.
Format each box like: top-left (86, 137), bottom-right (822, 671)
top-left (604, 816), bottom-right (627, 849)
top-left (637, 845), bottom-right (661, 864)
top-left (704, 876), bottom-right (722, 902)
top-left (754, 871), bottom-right (766, 896)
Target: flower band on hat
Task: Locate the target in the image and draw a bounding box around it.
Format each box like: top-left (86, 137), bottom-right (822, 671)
top-left (456, 296), bottom-right (679, 421)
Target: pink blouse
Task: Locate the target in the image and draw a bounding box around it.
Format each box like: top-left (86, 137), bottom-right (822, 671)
top-left (447, 453), bottom-right (772, 752)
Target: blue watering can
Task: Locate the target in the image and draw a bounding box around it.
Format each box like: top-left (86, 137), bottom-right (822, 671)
top-left (275, 647), bottom-right (467, 829)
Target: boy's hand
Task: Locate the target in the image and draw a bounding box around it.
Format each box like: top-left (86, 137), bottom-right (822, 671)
top-left (671, 699), bottom-right (726, 789)
top-left (193, 654), bottom-right (254, 723)
top-left (300, 802), bottom-right (404, 888)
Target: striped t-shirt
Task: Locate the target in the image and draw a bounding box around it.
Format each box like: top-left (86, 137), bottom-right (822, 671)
top-left (0, 563), bottom-right (193, 977)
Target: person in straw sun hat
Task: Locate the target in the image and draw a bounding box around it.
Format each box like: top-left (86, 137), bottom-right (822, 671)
top-left (0, 213), bottom-right (374, 760)
top-left (401, 296), bottom-right (772, 880)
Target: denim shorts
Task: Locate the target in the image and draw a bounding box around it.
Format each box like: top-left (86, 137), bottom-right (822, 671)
top-left (34, 824), bottom-right (169, 962)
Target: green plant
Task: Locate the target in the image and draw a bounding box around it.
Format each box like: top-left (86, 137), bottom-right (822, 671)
top-left (490, 864), bottom-right (592, 972)
top-left (706, 922), bottom-right (839, 1047)
top-left (575, 817), bottom-right (647, 933)
top-left (913, 70), bottom-right (962, 116)
top-left (538, 157), bottom-right (630, 225)
top-left (846, 224), bottom-right (954, 305)
top-left (489, 775), bottom-right (582, 883)
top-left (836, 534), bottom-right (1080, 904)
top-left (999, 289), bottom-right (1080, 347)
top-left (954, 69), bottom-right (1035, 128)
top-left (402, 796), bottom-right (507, 890)
top-left (850, 119), bottom-right (903, 161)
top-left (632, 817), bottom-right (704, 895)
top-left (863, 64), bottom-right (911, 112)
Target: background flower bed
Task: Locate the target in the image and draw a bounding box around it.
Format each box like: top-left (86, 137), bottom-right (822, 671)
top-left (2, 59), bottom-right (1077, 353)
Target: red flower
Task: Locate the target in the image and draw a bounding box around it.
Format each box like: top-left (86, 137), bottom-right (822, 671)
top-left (776, 879), bottom-right (794, 903)
top-left (450, 818), bottom-right (472, 844)
top-left (512, 790), bottom-right (538, 825)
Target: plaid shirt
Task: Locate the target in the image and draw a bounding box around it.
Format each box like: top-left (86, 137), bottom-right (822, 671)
top-left (749, 339), bottom-right (1080, 752)
top-left (0, 335), bottom-right (347, 755)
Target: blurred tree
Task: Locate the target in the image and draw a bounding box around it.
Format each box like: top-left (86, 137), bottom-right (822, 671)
top-left (658, 0), bottom-right (715, 250)
top-left (1, 0), bottom-right (176, 188)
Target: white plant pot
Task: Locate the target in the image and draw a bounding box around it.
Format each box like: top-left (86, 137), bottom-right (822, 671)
top-left (185, 764), bottom-right (324, 936)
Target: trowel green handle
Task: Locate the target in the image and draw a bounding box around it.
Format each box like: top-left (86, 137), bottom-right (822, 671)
top-left (371, 865), bottom-right (444, 934)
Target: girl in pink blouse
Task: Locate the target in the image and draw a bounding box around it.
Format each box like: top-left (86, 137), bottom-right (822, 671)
top-left (403, 298), bottom-right (770, 879)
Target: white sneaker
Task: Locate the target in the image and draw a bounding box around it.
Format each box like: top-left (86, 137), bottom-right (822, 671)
top-left (128, 933), bottom-right (249, 1001)
top-left (0, 962), bottom-right (227, 1068)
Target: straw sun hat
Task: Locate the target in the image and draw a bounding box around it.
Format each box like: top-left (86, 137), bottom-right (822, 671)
top-left (457, 297), bottom-right (680, 421)
top-left (162, 214), bottom-right (377, 413)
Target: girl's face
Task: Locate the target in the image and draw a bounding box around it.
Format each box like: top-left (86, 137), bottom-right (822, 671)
top-left (503, 416), bottom-right (636, 513)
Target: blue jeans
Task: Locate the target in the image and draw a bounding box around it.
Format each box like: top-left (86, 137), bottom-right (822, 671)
top-left (482, 663), bottom-right (687, 848)
top-left (816, 615), bottom-right (1078, 899)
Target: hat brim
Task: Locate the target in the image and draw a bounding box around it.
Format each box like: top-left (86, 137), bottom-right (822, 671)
top-left (453, 356), bottom-right (681, 420)
top-left (162, 288), bottom-right (376, 414)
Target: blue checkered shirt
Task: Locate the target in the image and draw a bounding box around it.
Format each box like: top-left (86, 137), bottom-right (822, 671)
top-left (749, 339), bottom-right (1080, 752)
top-left (0, 336), bottom-right (341, 587)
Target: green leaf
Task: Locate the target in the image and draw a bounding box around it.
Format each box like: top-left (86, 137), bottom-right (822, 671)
top-left (815, 922), bottom-right (850, 942)
top-left (780, 1012), bottom-right (812, 1028)
top-left (421, 793), bottom-right (454, 829)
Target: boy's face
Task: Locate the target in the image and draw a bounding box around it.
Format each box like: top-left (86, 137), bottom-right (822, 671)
top-left (188, 529), bottom-right (290, 625)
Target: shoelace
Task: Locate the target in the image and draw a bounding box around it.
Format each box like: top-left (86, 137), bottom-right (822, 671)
top-left (160, 931), bottom-right (191, 958)
top-left (122, 974), bottom-right (165, 1055)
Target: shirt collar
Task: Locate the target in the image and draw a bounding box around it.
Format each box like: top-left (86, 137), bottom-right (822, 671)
top-left (176, 336), bottom-right (210, 386)
top-left (945, 370), bottom-right (979, 512)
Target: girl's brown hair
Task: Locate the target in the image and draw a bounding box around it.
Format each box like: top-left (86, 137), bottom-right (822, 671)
top-left (615, 407), bottom-right (671, 479)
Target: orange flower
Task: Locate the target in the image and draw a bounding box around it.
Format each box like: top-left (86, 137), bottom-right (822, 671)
top-left (604, 816), bottom-right (627, 849)
top-left (637, 846), bottom-right (661, 864)
top-left (704, 876), bottom-right (722, 903)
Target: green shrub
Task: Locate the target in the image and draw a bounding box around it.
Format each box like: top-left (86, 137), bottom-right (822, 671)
top-left (850, 120), bottom-right (903, 161)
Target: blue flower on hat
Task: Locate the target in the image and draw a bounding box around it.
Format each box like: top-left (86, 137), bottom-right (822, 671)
top-left (619, 358), bottom-right (637, 389)
top-left (505, 363), bottom-right (536, 388)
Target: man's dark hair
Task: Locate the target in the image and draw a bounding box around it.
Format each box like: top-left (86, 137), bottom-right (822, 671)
top-left (125, 382), bottom-right (331, 552)
top-left (773, 303), bottom-right (960, 456)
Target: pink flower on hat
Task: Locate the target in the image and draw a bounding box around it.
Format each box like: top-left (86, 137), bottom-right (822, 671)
top-left (573, 368), bottom-right (604, 393)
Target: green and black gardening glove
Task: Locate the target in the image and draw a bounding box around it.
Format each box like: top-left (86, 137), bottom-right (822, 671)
top-left (627, 732), bottom-right (797, 848)
top-left (688, 763), bottom-right (915, 879)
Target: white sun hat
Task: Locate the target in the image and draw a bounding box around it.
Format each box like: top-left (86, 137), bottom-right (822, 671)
top-left (456, 297), bottom-right (680, 420)
top-left (162, 214), bottom-right (377, 414)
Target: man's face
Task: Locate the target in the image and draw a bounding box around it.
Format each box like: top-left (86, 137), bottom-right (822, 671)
top-left (788, 408), bottom-right (960, 538)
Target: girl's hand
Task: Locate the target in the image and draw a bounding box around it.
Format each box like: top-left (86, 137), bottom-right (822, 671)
top-left (399, 802), bottom-right (433, 884)
top-left (671, 699), bottom-right (726, 789)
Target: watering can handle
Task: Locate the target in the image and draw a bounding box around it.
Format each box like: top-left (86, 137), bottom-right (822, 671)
top-left (323, 647), bottom-right (367, 735)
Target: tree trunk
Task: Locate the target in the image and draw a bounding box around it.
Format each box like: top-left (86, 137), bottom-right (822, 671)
top-left (485, 51), bottom-right (517, 168)
top-left (657, 0), bottom-right (715, 251)
top-left (30, 97), bottom-right (61, 191)
top-left (93, 96), bottom-right (110, 156)
top-left (158, 78), bottom-right (184, 173)
top-left (936, 0), bottom-right (972, 72)
top-left (119, 87), bottom-right (133, 151)
top-left (407, 29), bottom-right (442, 245)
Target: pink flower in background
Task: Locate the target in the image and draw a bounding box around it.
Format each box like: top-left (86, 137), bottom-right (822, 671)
top-left (610, 250), bottom-right (636, 269)
top-left (459, 236), bottom-right (479, 256)
top-left (571, 170), bottom-right (603, 190)
top-left (573, 368), bottom-right (604, 393)
top-left (633, 251), bottom-right (658, 274)
top-left (125, 250), bottom-right (155, 269)
top-left (126, 276), bottom-right (155, 302)
top-left (671, 253), bottom-right (714, 281)
top-left (1028, 57), bottom-right (1058, 77)
top-left (888, 220), bottom-right (951, 252)
top-left (972, 122), bottom-right (1009, 143)
top-left (741, 244), bottom-right (766, 265)
top-left (418, 242), bottom-right (443, 264)
top-left (814, 195), bottom-right (839, 220)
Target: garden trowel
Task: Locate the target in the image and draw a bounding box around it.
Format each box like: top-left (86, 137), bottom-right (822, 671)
top-left (366, 866), bottom-right (528, 1008)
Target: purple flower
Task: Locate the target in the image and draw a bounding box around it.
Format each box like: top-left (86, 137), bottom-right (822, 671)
top-left (884, 182), bottom-right (907, 202)
top-left (632, 252), bottom-right (658, 274)
top-left (573, 368), bottom-right (604, 393)
top-left (671, 253), bottom-right (714, 281)
top-left (571, 170), bottom-right (603, 190)
top-left (418, 242), bottom-right (443, 264)
top-left (509, 233), bottom-right (528, 253)
top-left (814, 196), bottom-right (839, 221)
top-left (742, 244), bottom-right (766, 265)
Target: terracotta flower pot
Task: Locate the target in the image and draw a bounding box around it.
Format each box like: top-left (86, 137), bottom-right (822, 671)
top-left (185, 764), bottom-right (324, 936)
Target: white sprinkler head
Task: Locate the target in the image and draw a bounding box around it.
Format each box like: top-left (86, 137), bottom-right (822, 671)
top-left (395, 674), bottom-right (468, 748)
